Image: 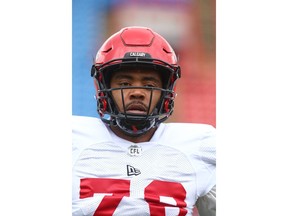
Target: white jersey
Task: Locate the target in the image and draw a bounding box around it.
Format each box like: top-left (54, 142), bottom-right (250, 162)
top-left (72, 115), bottom-right (216, 216)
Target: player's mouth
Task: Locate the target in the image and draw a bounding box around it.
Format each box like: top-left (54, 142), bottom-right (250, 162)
top-left (125, 103), bottom-right (148, 115)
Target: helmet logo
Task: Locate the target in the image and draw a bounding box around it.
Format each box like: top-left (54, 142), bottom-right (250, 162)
top-left (124, 52), bottom-right (152, 58)
top-left (129, 52), bottom-right (146, 57)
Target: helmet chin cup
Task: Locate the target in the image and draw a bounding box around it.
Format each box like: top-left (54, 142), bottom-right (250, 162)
top-left (115, 115), bottom-right (156, 137)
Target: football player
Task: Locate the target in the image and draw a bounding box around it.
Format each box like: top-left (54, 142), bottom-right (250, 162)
top-left (73, 26), bottom-right (216, 216)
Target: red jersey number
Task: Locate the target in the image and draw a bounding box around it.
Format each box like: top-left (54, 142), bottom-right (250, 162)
top-left (145, 180), bottom-right (187, 216)
top-left (80, 178), bottom-right (187, 216)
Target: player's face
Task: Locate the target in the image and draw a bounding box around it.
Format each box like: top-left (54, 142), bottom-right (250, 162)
top-left (110, 68), bottom-right (163, 115)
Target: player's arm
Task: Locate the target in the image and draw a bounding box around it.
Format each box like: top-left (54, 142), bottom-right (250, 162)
top-left (195, 185), bottom-right (216, 216)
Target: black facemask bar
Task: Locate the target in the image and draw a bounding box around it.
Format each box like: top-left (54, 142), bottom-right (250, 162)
top-left (100, 86), bottom-right (173, 136)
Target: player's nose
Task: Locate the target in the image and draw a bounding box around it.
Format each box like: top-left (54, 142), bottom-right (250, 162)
top-left (129, 88), bottom-right (146, 100)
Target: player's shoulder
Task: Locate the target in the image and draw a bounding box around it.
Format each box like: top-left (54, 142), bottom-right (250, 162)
top-left (72, 115), bottom-right (111, 146)
top-left (72, 115), bottom-right (112, 165)
top-left (154, 122), bottom-right (216, 158)
top-left (160, 122), bottom-right (215, 139)
top-left (72, 115), bottom-right (103, 127)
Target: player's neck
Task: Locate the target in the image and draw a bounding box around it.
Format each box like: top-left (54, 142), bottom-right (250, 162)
top-left (110, 126), bottom-right (157, 143)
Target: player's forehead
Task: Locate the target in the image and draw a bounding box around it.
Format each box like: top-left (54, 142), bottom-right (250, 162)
top-left (111, 66), bottom-right (162, 80)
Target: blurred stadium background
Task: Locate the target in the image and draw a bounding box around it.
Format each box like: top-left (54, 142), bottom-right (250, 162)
top-left (73, 1), bottom-right (215, 214)
top-left (72, 0), bottom-right (216, 129)
top-left (72, 0), bottom-right (216, 127)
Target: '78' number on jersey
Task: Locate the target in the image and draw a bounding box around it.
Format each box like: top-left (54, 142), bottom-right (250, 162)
top-left (80, 178), bottom-right (188, 216)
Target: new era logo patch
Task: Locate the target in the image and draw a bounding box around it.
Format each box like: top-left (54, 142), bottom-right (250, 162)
top-left (127, 165), bottom-right (141, 176)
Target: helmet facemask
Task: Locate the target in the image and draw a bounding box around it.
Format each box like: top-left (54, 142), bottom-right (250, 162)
top-left (92, 61), bottom-right (180, 137)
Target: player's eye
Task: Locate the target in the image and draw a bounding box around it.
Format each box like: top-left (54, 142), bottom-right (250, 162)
top-left (144, 84), bottom-right (155, 87)
top-left (143, 82), bottom-right (158, 88)
top-left (119, 82), bottom-right (130, 86)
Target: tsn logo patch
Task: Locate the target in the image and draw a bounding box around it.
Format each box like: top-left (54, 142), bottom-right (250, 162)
top-left (127, 165), bottom-right (141, 176)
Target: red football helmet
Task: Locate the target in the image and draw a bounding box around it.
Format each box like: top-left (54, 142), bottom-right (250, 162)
top-left (91, 26), bottom-right (181, 136)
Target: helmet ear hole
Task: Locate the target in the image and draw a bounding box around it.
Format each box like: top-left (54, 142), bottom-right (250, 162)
top-left (91, 65), bottom-right (97, 77)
